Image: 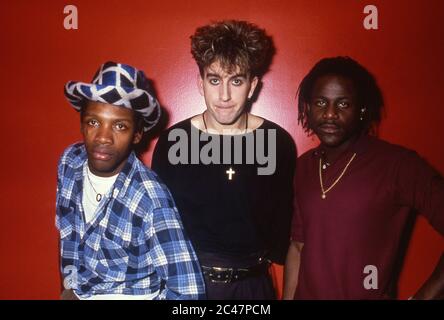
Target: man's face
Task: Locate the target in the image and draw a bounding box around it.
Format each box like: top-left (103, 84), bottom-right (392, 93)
top-left (81, 101), bottom-right (142, 177)
top-left (198, 60), bottom-right (258, 127)
top-left (307, 74), bottom-right (362, 149)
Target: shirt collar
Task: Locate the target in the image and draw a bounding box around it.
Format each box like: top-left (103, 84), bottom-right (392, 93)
top-left (311, 134), bottom-right (374, 159)
top-left (73, 143), bottom-right (138, 200)
top-left (111, 150), bottom-right (138, 200)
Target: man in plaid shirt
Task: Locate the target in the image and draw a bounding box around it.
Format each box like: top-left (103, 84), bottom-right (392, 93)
top-left (56, 61), bottom-right (205, 300)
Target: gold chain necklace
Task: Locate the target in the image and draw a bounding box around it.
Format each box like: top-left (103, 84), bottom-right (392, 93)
top-left (319, 153), bottom-right (356, 199)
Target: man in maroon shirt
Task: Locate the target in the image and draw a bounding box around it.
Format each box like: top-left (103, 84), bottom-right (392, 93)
top-left (283, 57), bottom-right (444, 299)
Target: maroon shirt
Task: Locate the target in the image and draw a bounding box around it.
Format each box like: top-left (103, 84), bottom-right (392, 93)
top-left (291, 135), bottom-right (444, 299)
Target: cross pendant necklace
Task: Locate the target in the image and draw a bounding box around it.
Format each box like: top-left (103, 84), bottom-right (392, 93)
top-left (202, 111), bottom-right (248, 181)
top-left (226, 168), bottom-right (235, 180)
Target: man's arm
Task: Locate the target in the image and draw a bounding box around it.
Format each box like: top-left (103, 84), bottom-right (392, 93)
top-left (282, 240), bottom-right (304, 300)
top-left (394, 151), bottom-right (444, 299)
top-left (412, 253), bottom-right (444, 299)
top-left (269, 130), bottom-right (297, 264)
top-left (149, 207), bottom-right (206, 300)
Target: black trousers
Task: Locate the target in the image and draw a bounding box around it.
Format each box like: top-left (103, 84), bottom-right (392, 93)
top-left (198, 251), bottom-right (276, 300)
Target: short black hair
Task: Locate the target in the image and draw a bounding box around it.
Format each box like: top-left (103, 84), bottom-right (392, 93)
top-left (297, 56), bottom-right (384, 135)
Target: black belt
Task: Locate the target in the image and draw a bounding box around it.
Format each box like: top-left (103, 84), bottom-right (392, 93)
top-left (201, 259), bottom-right (270, 283)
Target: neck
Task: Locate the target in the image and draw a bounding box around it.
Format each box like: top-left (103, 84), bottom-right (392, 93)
top-left (203, 111), bottom-right (248, 135)
top-left (87, 159), bottom-right (128, 177)
top-left (87, 165), bottom-right (119, 179)
top-left (320, 134), bottom-right (360, 164)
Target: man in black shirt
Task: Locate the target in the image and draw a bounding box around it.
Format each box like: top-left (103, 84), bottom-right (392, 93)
top-left (152, 20), bottom-right (296, 299)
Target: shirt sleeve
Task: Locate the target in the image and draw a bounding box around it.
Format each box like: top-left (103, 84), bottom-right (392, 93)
top-left (55, 156), bottom-right (63, 231)
top-left (290, 189), bottom-right (305, 243)
top-left (147, 206), bottom-right (206, 300)
top-left (55, 145), bottom-right (75, 232)
top-left (268, 130), bottom-right (296, 264)
top-left (395, 150), bottom-right (444, 235)
top-left (151, 133), bottom-right (170, 183)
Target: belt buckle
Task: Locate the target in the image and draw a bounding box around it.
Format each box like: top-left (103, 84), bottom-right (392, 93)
top-left (212, 266), bottom-right (234, 283)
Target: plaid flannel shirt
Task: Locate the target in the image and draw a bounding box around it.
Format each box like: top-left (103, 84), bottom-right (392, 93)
top-left (55, 143), bottom-right (205, 299)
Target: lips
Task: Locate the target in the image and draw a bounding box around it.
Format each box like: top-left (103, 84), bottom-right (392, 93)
top-left (215, 105), bottom-right (235, 109)
top-left (318, 123), bottom-right (341, 134)
top-left (91, 148), bottom-right (113, 161)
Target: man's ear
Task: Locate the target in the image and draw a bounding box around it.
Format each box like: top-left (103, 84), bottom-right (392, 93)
top-left (79, 104), bottom-right (88, 135)
top-left (248, 76), bottom-right (259, 99)
top-left (79, 115), bottom-right (85, 135)
top-left (133, 130), bottom-right (143, 144)
top-left (197, 73), bottom-right (204, 96)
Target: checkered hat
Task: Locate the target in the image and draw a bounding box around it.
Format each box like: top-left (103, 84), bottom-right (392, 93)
top-left (64, 61), bottom-right (161, 132)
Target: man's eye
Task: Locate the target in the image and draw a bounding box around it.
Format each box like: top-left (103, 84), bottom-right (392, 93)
top-left (115, 123), bottom-right (127, 130)
top-left (87, 119), bottom-right (99, 127)
top-left (315, 100), bottom-right (326, 107)
top-left (232, 78), bottom-right (243, 86)
top-left (337, 101), bottom-right (349, 109)
top-left (209, 78), bottom-right (220, 85)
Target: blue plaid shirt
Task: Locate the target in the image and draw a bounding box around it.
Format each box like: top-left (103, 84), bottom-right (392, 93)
top-left (56, 143), bottom-right (205, 299)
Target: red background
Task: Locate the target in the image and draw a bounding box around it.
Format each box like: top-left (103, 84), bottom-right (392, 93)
top-left (1, 0), bottom-right (443, 299)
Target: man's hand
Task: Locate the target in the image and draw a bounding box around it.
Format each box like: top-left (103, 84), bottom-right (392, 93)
top-left (412, 253), bottom-right (444, 300)
top-left (283, 240), bottom-right (304, 300)
top-left (60, 289), bottom-right (79, 300)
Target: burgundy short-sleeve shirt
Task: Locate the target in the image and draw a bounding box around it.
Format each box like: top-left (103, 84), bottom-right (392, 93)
top-left (291, 135), bottom-right (444, 299)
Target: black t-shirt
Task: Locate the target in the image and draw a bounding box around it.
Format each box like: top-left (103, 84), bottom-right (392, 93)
top-left (152, 117), bottom-right (296, 264)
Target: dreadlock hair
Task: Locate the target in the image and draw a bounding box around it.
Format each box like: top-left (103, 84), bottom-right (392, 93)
top-left (190, 20), bottom-right (274, 78)
top-left (297, 56), bottom-right (384, 135)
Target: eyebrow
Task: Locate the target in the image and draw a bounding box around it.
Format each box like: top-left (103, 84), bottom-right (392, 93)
top-left (312, 96), bottom-right (351, 100)
top-left (82, 112), bottom-right (133, 122)
top-left (206, 72), bottom-right (247, 79)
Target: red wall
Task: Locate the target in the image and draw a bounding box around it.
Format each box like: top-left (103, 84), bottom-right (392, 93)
top-left (1, 0), bottom-right (442, 299)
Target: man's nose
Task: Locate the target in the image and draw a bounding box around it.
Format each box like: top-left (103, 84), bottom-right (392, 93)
top-left (323, 103), bottom-right (338, 119)
top-left (219, 82), bottom-right (231, 102)
top-left (95, 125), bottom-right (113, 144)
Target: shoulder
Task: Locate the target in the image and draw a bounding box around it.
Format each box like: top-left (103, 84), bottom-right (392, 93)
top-left (129, 157), bottom-right (177, 209)
top-left (298, 146), bottom-right (315, 159)
top-left (158, 118), bottom-right (192, 139)
top-left (58, 142), bottom-right (85, 172)
top-left (367, 136), bottom-right (419, 162)
top-left (257, 118), bottom-right (297, 173)
top-left (371, 138), bottom-right (439, 178)
top-left (260, 118), bottom-right (297, 160)
top-left (297, 146), bottom-right (317, 165)
top-left (260, 118), bottom-right (295, 145)
top-left (154, 118), bottom-right (192, 150)
top-left (153, 118), bottom-right (192, 163)
top-left (59, 142), bottom-right (85, 162)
